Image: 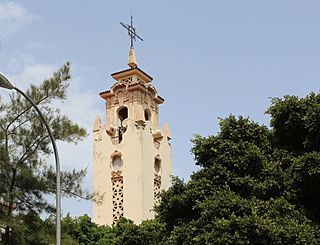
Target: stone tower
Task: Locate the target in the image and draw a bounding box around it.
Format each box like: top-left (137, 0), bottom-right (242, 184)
top-left (93, 48), bottom-right (172, 225)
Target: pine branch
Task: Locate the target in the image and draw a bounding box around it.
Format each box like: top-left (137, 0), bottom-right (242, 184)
top-left (46, 186), bottom-right (92, 200)
top-left (17, 135), bottom-right (49, 167)
top-left (5, 103), bottom-right (34, 132)
top-left (8, 114), bottom-right (39, 136)
top-left (5, 70), bottom-right (68, 133)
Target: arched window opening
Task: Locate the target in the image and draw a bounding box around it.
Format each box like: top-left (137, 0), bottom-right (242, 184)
top-left (144, 109), bottom-right (151, 121)
top-left (112, 156), bottom-right (122, 171)
top-left (118, 107), bottom-right (128, 122)
top-left (154, 158), bottom-right (161, 174)
top-left (117, 107), bottom-right (128, 143)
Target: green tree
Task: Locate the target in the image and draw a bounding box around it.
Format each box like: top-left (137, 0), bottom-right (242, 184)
top-left (156, 93), bottom-right (320, 244)
top-left (267, 93), bottom-right (320, 153)
top-left (61, 214), bottom-right (116, 245)
top-left (267, 93), bottom-right (320, 221)
top-left (0, 63), bottom-right (90, 243)
top-left (60, 215), bottom-right (167, 245)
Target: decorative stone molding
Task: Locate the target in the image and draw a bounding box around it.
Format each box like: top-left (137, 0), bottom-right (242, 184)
top-left (122, 77), bottom-right (133, 83)
top-left (152, 130), bottom-right (163, 140)
top-left (112, 177), bottom-right (124, 224)
top-left (111, 170), bottom-right (123, 179)
top-left (135, 120), bottom-right (146, 129)
top-left (153, 176), bottom-right (161, 206)
top-left (110, 150), bottom-right (122, 159)
top-left (154, 173), bottom-right (161, 182)
top-left (106, 125), bottom-right (117, 137)
top-left (153, 130), bottom-right (163, 149)
top-left (111, 82), bottom-right (126, 93)
top-left (154, 153), bottom-right (161, 161)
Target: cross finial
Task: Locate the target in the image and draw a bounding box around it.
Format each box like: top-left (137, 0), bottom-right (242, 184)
top-left (120, 15), bottom-right (143, 48)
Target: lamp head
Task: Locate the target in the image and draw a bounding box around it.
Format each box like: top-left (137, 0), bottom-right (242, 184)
top-left (0, 72), bottom-right (15, 90)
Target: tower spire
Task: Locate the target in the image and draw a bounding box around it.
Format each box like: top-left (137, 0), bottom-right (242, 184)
top-left (127, 47), bottom-right (138, 68)
top-left (120, 15), bottom-right (143, 69)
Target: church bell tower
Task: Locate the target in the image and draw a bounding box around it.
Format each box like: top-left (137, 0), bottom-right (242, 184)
top-left (93, 19), bottom-right (172, 225)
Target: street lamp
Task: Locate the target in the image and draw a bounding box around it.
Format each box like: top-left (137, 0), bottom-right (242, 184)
top-left (0, 72), bottom-right (61, 245)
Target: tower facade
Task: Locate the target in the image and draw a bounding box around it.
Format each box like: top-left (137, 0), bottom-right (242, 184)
top-left (93, 48), bottom-right (172, 225)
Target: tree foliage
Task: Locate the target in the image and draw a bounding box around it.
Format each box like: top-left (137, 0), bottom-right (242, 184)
top-left (155, 92), bottom-right (320, 244)
top-left (60, 215), bottom-right (166, 245)
top-left (267, 93), bottom-right (320, 152)
top-left (0, 63), bottom-right (89, 243)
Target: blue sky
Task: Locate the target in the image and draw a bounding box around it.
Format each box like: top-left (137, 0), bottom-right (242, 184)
top-left (0, 1), bottom-right (319, 217)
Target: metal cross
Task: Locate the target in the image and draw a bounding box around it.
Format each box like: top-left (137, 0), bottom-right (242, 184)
top-left (120, 15), bottom-right (143, 48)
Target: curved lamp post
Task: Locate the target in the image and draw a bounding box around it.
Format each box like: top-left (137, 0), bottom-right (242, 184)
top-left (0, 72), bottom-right (61, 245)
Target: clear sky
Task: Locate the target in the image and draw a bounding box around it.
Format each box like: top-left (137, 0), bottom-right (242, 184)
top-left (0, 1), bottom-right (319, 217)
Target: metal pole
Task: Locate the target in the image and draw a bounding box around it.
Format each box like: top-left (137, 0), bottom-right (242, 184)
top-left (13, 87), bottom-right (61, 245)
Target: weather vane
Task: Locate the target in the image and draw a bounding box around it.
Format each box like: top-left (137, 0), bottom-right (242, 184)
top-left (120, 15), bottom-right (143, 48)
